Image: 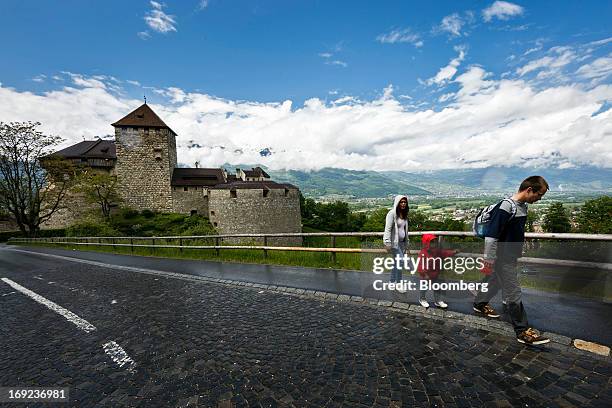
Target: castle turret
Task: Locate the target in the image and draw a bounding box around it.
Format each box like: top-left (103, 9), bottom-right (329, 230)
top-left (112, 103), bottom-right (177, 212)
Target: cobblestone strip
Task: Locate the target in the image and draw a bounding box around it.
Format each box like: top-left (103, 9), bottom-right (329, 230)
top-left (7, 247), bottom-right (611, 360)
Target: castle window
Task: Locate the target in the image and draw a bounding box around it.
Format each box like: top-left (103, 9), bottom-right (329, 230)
top-left (190, 210), bottom-right (197, 216)
top-left (210, 210), bottom-right (215, 216)
top-left (213, 222), bottom-right (218, 227)
top-left (263, 189), bottom-right (269, 198)
top-left (284, 188), bottom-right (289, 197)
top-left (230, 189), bottom-right (237, 198)
top-left (184, 187), bottom-right (188, 192)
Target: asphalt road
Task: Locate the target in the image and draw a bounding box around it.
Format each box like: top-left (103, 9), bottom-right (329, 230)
top-left (1, 245), bottom-right (610, 407)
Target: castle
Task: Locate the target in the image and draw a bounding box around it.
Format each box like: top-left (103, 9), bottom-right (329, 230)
top-left (44, 103), bottom-right (302, 241)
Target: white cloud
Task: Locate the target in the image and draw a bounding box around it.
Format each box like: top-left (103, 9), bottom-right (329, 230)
top-left (426, 46), bottom-right (467, 85)
top-left (32, 74), bottom-right (46, 83)
top-left (137, 31), bottom-right (151, 40)
top-left (326, 60), bottom-right (347, 68)
top-left (198, 0), bottom-right (209, 10)
top-left (1, 71), bottom-right (611, 171)
top-left (318, 52), bottom-right (332, 58)
top-left (576, 54), bottom-right (612, 80)
top-left (588, 37), bottom-right (612, 47)
top-left (483, 1), bottom-right (524, 22)
top-left (144, 1), bottom-right (177, 34)
top-left (376, 28), bottom-right (423, 47)
top-left (438, 13), bottom-right (464, 37)
top-left (516, 47), bottom-right (576, 76)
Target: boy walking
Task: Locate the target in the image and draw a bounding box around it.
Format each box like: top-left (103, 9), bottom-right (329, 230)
top-left (473, 176), bottom-right (551, 345)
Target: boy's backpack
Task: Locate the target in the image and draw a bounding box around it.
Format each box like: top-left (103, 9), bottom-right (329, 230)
top-left (472, 198), bottom-right (517, 238)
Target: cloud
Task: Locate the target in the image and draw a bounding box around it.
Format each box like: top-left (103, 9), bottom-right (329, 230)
top-left (144, 1), bottom-right (177, 34)
top-left (318, 51), bottom-right (347, 68)
top-left (516, 47), bottom-right (576, 76)
top-left (437, 13), bottom-right (464, 37)
top-left (326, 60), bottom-right (347, 68)
top-left (32, 74), bottom-right (47, 83)
top-left (1, 70), bottom-right (611, 172)
top-left (197, 0), bottom-right (209, 10)
top-left (376, 28), bottom-right (423, 47)
top-left (483, 1), bottom-right (524, 22)
top-left (426, 46), bottom-right (467, 85)
top-left (576, 54), bottom-right (612, 80)
top-left (137, 31), bottom-right (151, 40)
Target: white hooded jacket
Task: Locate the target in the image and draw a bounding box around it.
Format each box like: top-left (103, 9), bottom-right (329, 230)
top-left (383, 195), bottom-right (409, 249)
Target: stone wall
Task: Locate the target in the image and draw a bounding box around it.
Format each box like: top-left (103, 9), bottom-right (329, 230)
top-left (208, 188), bottom-right (302, 245)
top-left (40, 191), bottom-right (100, 229)
top-left (114, 126), bottom-right (176, 212)
top-left (171, 187), bottom-right (209, 216)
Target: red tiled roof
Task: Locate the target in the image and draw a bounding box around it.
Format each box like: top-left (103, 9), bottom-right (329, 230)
top-left (112, 103), bottom-right (176, 135)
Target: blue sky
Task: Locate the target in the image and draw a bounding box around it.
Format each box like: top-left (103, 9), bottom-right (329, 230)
top-left (0, 1), bottom-right (611, 171)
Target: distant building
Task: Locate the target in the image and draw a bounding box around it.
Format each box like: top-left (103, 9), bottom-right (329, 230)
top-left (43, 103), bottom-right (302, 242)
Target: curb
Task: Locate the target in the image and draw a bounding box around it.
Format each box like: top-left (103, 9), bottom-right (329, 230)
top-left (4, 246), bottom-right (611, 360)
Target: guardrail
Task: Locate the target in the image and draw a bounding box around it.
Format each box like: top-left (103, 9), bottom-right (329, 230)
top-left (8, 231), bottom-right (612, 270)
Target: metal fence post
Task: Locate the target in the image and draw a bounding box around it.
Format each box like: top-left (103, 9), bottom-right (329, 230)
top-left (151, 238), bottom-right (155, 255)
top-left (215, 237), bottom-right (220, 256)
top-left (179, 237), bottom-right (183, 254)
top-left (263, 236), bottom-right (268, 258)
top-left (130, 238), bottom-right (134, 253)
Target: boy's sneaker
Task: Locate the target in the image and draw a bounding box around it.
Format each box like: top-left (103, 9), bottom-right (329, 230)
top-left (434, 300), bottom-right (448, 309)
top-left (419, 299), bottom-right (430, 308)
top-left (517, 328), bottom-right (550, 345)
top-left (473, 304), bottom-right (500, 318)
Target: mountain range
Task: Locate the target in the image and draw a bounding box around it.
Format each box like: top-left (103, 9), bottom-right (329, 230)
top-left (217, 164), bottom-right (612, 198)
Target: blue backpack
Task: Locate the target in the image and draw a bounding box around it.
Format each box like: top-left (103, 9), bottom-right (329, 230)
top-left (472, 198), bottom-right (517, 238)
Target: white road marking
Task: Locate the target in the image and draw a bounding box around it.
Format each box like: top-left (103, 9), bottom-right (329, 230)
top-left (2, 291), bottom-right (16, 296)
top-left (1, 277), bottom-right (97, 333)
top-left (0, 276), bottom-right (137, 373)
top-left (102, 341), bottom-right (136, 373)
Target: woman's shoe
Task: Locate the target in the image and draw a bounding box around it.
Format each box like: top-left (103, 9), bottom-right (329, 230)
top-left (419, 299), bottom-right (430, 308)
top-left (434, 300), bottom-right (448, 309)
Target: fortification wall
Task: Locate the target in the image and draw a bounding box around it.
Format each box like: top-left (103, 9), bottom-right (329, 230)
top-left (114, 127), bottom-right (176, 212)
top-left (171, 187), bottom-right (209, 216)
top-left (208, 188), bottom-right (302, 245)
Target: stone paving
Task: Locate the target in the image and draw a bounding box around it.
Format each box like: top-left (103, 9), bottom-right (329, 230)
top-left (0, 254), bottom-right (611, 407)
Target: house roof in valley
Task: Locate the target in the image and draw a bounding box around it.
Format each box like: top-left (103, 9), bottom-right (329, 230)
top-left (111, 103), bottom-right (176, 135)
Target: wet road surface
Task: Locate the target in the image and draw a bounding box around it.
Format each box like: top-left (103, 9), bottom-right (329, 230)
top-left (0, 245), bottom-right (610, 407)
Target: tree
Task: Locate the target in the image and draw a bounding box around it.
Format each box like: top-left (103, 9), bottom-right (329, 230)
top-left (77, 171), bottom-right (122, 220)
top-left (542, 202), bottom-right (571, 233)
top-left (0, 122), bottom-right (75, 236)
top-left (525, 209), bottom-right (537, 232)
top-left (576, 196), bottom-right (612, 234)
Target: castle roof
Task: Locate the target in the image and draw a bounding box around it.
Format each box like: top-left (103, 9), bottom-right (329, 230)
top-left (112, 103), bottom-right (176, 135)
top-left (211, 180), bottom-right (298, 190)
top-left (45, 139), bottom-right (116, 160)
top-left (243, 166), bottom-right (270, 178)
top-left (172, 168), bottom-right (226, 186)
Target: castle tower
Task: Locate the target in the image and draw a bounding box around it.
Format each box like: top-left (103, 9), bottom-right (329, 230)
top-left (112, 103), bottom-right (177, 212)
